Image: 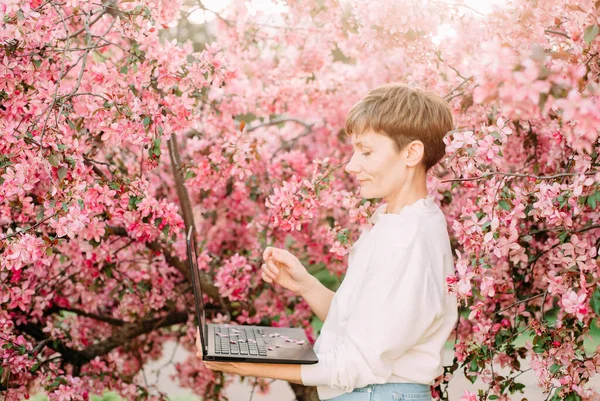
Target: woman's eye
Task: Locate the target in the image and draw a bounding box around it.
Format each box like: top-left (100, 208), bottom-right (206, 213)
top-left (362, 152), bottom-right (371, 156)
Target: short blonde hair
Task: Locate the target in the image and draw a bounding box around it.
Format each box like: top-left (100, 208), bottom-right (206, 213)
top-left (345, 83), bottom-right (454, 171)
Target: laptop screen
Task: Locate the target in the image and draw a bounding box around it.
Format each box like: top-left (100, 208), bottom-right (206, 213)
top-left (186, 226), bottom-right (208, 352)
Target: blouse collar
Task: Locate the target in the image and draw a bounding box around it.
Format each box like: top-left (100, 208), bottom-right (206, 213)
top-left (369, 195), bottom-right (435, 224)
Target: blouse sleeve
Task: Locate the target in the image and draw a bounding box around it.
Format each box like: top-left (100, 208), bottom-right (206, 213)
top-left (301, 239), bottom-right (444, 391)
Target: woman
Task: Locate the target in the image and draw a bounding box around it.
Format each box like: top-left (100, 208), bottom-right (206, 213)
top-left (198, 83), bottom-right (458, 401)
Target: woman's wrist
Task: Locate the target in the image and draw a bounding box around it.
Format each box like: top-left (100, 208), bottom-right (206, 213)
top-left (238, 363), bottom-right (303, 385)
top-left (298, 275), bottom-right (318, 297)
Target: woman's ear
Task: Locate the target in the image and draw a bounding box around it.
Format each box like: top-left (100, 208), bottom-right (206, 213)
top-left (404, 140), bottom-right (425, 167)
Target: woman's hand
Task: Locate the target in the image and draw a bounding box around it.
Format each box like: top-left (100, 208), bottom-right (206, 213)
top-left (195, 327), bottom-right (304, 385)
top-left (261, 247), bottom-right (314, 295)
top-left (196, 327), bottom-right (244, 374)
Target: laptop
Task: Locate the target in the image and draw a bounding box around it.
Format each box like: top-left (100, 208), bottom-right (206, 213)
top-left (187, 226), bottom-right (318, 364)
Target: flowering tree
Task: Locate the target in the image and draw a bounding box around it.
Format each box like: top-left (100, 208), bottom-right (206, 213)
top-left (1, 0), bottom-right (599, 400)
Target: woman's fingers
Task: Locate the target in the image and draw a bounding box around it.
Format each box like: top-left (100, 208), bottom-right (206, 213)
top-left (261, 264), bottom-right (277, 279)
top-left (261, 270), bottom-right (273, 283)
top-left (265, 259), bottom-right (280, 275)
top-left (262, 247), bottom-right (274, 262)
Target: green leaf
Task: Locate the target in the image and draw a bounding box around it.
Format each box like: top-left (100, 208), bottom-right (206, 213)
top-left (498, 200), bottom-right (511, 211)
top-left (489, 396), bottom-right (498, 400)
top-left (539, 92), bottom-right (549, 110)
top-left (48, 154), bottom-right (60, 167)
top-left (584, 24), bottom-right (600, 45)
top-left (591, 286), bottom-right (600, 316)
top-left (558, 230), bottom-right (569, 243)
top-left (565, 392), bottom-right (582, 401)
top-left (30, 362), bottom-right (40, 373)
top-left (550, 363), bottom-right (561, 374)
top-left (587, 193), bottom-right (598, 210)
top-left (109, 182), bottom-right (121, 190)
top-left (36, 206), bottom-right (45, 221)
top-left (128, 195), bottom-right (142, 210)
top-left (104, 265), bottom-right (113, 279)
top-left (92, 51), bottom-right (107, 63)
top-left (490, 131), bottom-right (501, 140)
top-left (162, 224), bottom-right (170, 237)
top-left (142, 116), bottom-right (152, 132)
top-left (57, 166), bottom-right (67, 182)
top-left (336, 229), bottom-right (349, 244)
top-left (149, 138), bottom-right (161, 157)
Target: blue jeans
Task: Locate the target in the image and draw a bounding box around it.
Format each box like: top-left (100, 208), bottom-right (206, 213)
top-left (323, 383), bottom-right (431, 401)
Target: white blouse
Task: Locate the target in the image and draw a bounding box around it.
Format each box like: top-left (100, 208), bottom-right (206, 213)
top-left (301, 196), bottom-right (458, 400)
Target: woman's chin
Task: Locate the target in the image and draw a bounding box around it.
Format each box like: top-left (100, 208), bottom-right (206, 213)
top-left (359, 187), bottom-right (373, 198)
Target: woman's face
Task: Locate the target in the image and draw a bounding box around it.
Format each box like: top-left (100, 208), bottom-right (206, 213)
top-left (344, 130), bottom-right (419, 199)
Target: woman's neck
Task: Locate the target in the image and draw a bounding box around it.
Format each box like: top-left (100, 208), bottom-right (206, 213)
top-left (383, 169), bottom-right (429, 214)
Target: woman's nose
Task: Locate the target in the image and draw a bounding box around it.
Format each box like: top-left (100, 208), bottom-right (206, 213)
top-left (345, 154), bottom-right (360, 174)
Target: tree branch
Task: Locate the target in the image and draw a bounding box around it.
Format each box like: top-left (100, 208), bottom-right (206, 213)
top-left (18, 310), bottom-right (188, 375)
top-left (444, 76), bottom-right (473, 101)
top-left (59, 306), bottom-right (126, 326)
top-left (80, 310), bottom-right (188, 362)
top-left (102, 226), bottom-right (221, 301)
top-left (439, 170), bottom-right (598, 183)
top-left (167, 134), bottom-right (195, 231)
top-left (289, 383), bottom-right (320, 401)
top-left (544, 29), bottom-right (570, 39)
top-left (246, 117), bottom-right (314, 132)
top-left (58, 10), bottom-right (107, 41)
top-left (494, 292), bottom-right (545, 315)
top-left (269, 126), bottom-right (315, 162)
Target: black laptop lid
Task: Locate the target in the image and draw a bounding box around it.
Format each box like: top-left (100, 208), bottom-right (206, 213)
top-left (186, 226), bottom-right (208, 353)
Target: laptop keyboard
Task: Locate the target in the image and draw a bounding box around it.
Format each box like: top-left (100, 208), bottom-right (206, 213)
top-left (214, 327), bottom-right (268, 356)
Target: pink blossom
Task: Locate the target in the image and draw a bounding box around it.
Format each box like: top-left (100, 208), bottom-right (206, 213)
top-left (561, 290), bottom-right (589, 322)
top-left (459, 390), bottom-right (477, 401)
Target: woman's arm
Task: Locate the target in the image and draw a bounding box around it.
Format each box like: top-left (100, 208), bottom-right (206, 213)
top-left (197, 328), bottom-right (304, 385)
top-left (203, 361), bottom-right (304, 385)
top-left (299, 275), bottom-right (335, 322)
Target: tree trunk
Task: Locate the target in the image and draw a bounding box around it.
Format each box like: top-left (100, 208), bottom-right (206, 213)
top-left (289, 383), bottom-right (320, 401)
